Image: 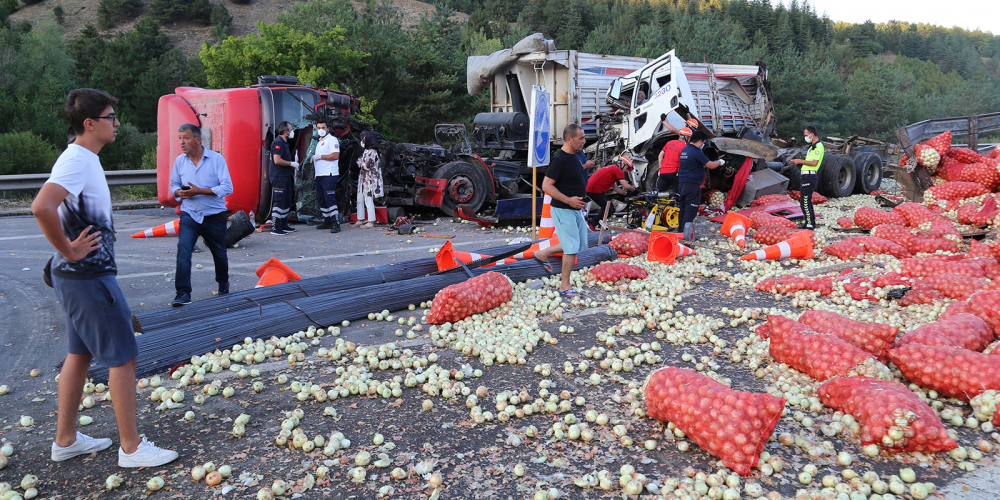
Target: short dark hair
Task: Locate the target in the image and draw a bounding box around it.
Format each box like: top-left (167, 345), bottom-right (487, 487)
top-left (277, 121), bottom-right (293, 135)
top-left (178, 123), bottom-right (201, 138)
top-left (563, 123), bottom-right (583, 141)
top-left (805, 125), bottom-right (817, 136)
top-left (690, 130), bottom-right (708, 143)
top-left (65, 88), bottom-right (118, 135)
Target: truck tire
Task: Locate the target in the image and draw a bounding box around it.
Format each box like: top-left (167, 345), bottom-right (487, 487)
top-left (852, 152), bottom-right (883, 194)
top-left (818, 154), bottom-right (856, 198)
top-left (386, 207), bottom-right (406, 221)
top-left (433, 161), bottom-right (487, 215)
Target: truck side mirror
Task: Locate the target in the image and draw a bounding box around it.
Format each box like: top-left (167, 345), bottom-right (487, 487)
top-left (609, 80), bottom-right (622, 101)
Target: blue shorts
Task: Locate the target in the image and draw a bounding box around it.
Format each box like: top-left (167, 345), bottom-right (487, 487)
top-left (550, 207), bottom-right (590, 255)
top-left (52, 274), bottom-right (138, 368)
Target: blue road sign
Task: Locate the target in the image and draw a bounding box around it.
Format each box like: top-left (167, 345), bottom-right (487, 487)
top-left (528, 86), bottom-right (551, 168)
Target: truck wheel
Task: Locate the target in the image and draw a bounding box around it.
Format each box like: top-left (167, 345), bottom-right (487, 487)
top-left (818, 154), bottom-right (856, 198)
top-left (852, 152), bottom-right (883, 194)
top-left (225, 211), bottom-right (256, 248)
top-left (433, 161), bottom-right (487, 215)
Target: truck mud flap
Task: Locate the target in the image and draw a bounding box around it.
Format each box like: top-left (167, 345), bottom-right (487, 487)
top-left (414, 176), bottom-right (447, 210)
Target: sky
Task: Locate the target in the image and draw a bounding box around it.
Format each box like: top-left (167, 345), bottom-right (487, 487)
top-left (783, 0), bottom-right (995, 35)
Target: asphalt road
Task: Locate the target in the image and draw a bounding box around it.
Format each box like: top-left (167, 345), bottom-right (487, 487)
top-left (0, 210), bottom-right (513, 380)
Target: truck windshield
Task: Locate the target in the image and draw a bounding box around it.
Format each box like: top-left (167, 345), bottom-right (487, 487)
top-left (271, 88), bottom-right (321, 130)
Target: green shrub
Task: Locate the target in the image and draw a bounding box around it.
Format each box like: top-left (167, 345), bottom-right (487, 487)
top-left (20, 0), bottom-right (44, 5)
top-left (1, 0), bottom-right (19, 20)
top-left (100, 123), bottom-right (156, 170)
top-left (229, 0), bottom-right (252, 5)
top-left (0, 131), bottom-right (60, 176)
top-left (210, 3), bottom-right (231, 28)
top-left (53, 4), bottom-right (64, 24)
top-left (150, 0), bottom-right (211, 25)
top-left (97, 0), bottom-right (142, 29)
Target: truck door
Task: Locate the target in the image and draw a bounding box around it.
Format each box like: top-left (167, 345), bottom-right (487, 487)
top-left (628, 51), bottom-right (681, 150)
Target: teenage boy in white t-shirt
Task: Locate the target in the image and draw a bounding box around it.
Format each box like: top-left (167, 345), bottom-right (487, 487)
top-left (312, 120), bottom-right (341, 233)
top-left (31, 88), bottom-right (178, 468)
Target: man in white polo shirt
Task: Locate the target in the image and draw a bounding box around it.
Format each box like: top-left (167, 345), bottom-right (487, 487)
top-left (312, 120), bottom-right (341, 233)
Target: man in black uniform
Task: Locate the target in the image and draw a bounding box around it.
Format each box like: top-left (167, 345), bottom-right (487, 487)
top-left (269, 121), bottom-right (299, 235)
top-left (677, 130), bottom-right (724, 238)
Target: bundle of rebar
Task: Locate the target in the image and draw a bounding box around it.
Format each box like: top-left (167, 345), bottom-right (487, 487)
top-left (93, 237), bottom-right (614, 381)
top-left (132, 238), bottom-right (603, 333)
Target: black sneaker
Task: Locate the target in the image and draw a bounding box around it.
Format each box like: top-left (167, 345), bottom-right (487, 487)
top-left (315, 222), bottom-right (332, 230)
top-left (270, 227), bottom-right (287, 236)
top-left (172, 293), bottom-right (191, 307)
top-left (218, 282), bottom-right (230, 296)
top-left (284, 221), bottom-right (296, 233)
top-left (331, 222), bottom-right (341, 234)
top-left (797, 224), bottom-right (815, 230)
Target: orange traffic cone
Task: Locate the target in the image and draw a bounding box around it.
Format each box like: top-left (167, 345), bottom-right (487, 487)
top-left (721, 212), bottom-right (751, 249)
top-left (255, 258), bottom-right (302, 288)
top-left (131, 219), bottom-right (180, 238)
top-left (648, 232), bottom-right (696, 265)
top-left (435, 240), bottom-right (517, 272)
top-left (740, 230), bottom-right (814, 261)
top-left (538, 195), bottom-right (555, 239)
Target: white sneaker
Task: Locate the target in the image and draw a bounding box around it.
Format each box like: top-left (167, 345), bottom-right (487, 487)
top-left (118, 437), bottom-right (179, 468)
top-left (51, 431), bottom-right (113, 461)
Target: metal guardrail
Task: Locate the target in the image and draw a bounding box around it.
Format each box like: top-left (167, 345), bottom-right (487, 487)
top-left (0, 169), bottom-right (157, 191)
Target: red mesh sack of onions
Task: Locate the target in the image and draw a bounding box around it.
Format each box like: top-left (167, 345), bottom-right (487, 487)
top-left (906, 236), bottom-right (960, 255)
top-left (948, 147), bottom-right (989, 164)
top-left (991, 240), bottom-right (1000, 261)
top-left (912, 218), bottom-right (961, 240)
top-left (837, 217), bottom-right (854, 228)
top-left (750, 194), bottom-right (793, 207)
top-left (818, 377), bottom-right (956, 453)
top-left (750, 211), bottom-right (797, 230)
top-left (586, 262), bottom-right (647, 283)
top-left (608, 232), bottom-right (648, 257)
top-left (425, 271), bottom-right (513, 325)
top-left (852, 236), bottom-right (912, 259)
top-left (767, 316), bottom-right (886, 381)
top-left (926, 181), bottom-right (989, 201)
top-left (916, 144), bottom-right (941, 170)
top-left (788, 190), bottom-right (828, 204)
top-left (901, 258), bottom-right (986, 278)
top-left (924, 130), bottom-right (952, 156)
top-left (909, 273), bottom-right (989, 300)
top-left (898, 287), bottom-right (944, 306)
top-left (843, 282), bottom-right (878, 302)
top-left (889, 345), bottom-right (1000, 400)
top-left (871, 224), bottom-right (914, 246)
top-left (853, 206), bottom-right (908, 229)
top-left (874, 272), bottom-right (910, 287)
top-left (941, 300), bottom-right (971, 319)
top-left (970, 257), bottom-right (1000, 280)
top-left (967, 240), bottom-right (995, 259)
top-left (823, 238), bottom-right (866, 260)
top-left (797, 310), bottom-right (898, 362)
top-left (936, 156), bottom-right (966, 182)
top-left (643, 366), bottom-right (785, 476)
top-left (893, 202), bottom-right (939, 226)
top-left (752, 225), bottom-right (812, 246)
top-left (896, 314), bottom-right (993, 351)
top-left (756, 275), bottom-right (833, 296)
top-left (957, 198), bottom-right (1000, 226)
top-left (968, 290), bottom-right (1000, 337)
top-left (959, 163), bottom-right (1000, 192)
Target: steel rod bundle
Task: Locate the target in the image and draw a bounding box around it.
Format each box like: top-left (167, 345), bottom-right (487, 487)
top-left (89, 243), bottom-right (616, 381)
top-left (132, 235), bottom-right (607, 333)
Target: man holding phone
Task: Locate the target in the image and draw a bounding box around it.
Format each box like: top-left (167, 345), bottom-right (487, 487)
top-left (169, 123), bottom-right (234, 306)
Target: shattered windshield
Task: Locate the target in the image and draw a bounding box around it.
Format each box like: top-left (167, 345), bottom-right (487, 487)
top-left (272, 88), bottom-right (321, 131)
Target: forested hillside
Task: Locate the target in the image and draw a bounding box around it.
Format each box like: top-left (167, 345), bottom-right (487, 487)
top-left (1, 0), bottom-right (998, 175)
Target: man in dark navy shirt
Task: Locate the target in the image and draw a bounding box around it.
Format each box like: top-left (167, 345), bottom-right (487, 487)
top-left (269, 121), bottom-right (299, 235)
top-left (677, 130), bottom-right (724, 237)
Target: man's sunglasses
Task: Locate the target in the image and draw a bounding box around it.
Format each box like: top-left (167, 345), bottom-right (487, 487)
top-left (91, 114), bottom-right (118, 122)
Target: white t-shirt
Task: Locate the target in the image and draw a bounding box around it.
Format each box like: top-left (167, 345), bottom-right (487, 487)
top-left (314, 135), bottom-right (341, 177)
top-left (45, 144), bottom-right (117, 278)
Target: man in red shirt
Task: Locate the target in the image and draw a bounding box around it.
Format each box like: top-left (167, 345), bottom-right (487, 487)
top-left (657, 126), bottom-right (692, 193)
top-left (585, 156), bottom-right (635, 226)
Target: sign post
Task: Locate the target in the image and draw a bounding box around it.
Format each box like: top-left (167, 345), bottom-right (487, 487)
top-left (527, 85), bottom-right (551, 240)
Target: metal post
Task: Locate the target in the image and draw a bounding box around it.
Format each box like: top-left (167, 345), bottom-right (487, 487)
top-left (531, 168), bottom-right (537, 240)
